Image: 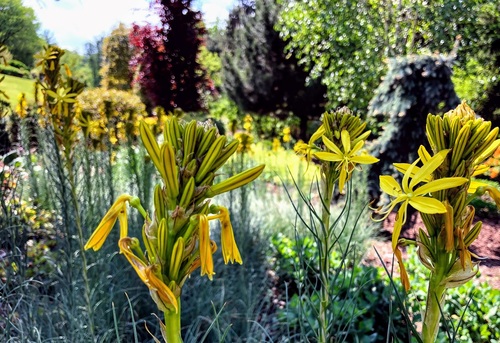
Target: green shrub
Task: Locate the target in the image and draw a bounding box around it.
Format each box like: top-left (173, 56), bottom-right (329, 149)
top-left (0, 64), bottom-right (30, 78)
top-left (9, 59), bottom-right (29, 71)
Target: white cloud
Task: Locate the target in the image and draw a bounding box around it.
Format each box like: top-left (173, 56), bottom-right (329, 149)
top-left (23, 0), bottom-right (236, 54)
top-left (23, 0), bottom-right (155, 53)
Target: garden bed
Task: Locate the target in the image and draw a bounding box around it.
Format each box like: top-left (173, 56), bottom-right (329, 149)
top-left (364, 212), bottom-right (500, 289)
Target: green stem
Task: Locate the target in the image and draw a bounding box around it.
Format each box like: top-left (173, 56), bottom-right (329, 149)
top-left (318, 175), bottom-right (334, 343)
top-left (164, 298), bottom-right (183, 343)
top-left (65, 149), bottom-right (96, 341)
top-left (422, 265), bottom-right (447, 343)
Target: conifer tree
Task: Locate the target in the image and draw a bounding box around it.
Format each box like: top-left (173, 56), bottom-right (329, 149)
top-left (221, 0), bottom-right (326, 138)
top-left (100, 23), bottom-right (133, 90)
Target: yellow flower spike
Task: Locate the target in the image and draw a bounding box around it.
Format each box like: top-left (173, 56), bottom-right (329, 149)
top-left (217, 207), bottom-right (242, 265)
top-left (198, 215), bottom-right (215, 280)
top-left (85, 194), bottom-right (133, 251)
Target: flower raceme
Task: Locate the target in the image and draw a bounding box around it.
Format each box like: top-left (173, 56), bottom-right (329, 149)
top-left (85, 116), bottom-right (265, 341)
top-left (294, 109), bottom-right (379, 193)
top-left (375, 149), bottom-right (468, 290)
top-left (313, 130), bottom-right (379, 192)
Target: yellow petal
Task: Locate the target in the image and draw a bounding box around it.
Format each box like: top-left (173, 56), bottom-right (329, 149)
top-left (417, 145), bottom-right (432, 163)
top-left (338, 164), bottom-right (347, 193)
top-left (379, 175), bottom-right (402, 197)
top-left (145, 266), bottom-right (179, 313)
top-left (443, 202), bottom-right (454, 252)
top-left (322, 136), bottom-right (343, 156)
top-left (409, 197), bottom-right (447, 214)
top-left (119, 238), bottom-right (148, 282)
top-left (118, 208), bottom-right (128, 239)
top-left (485, 186), bottom-right (500, 208)
top-left (402, 159), bottom-right (420, 193)
top-left (349, 140), bottom-right (365, 155)
top-left (84, 216), bottom-right (116, 251)
top-left (409, 149), bottom-right (449, 189)
top-left (392, 203), bottom-right (408, 250)
top-left (199, 215), bottom-right (215, 280)
top-left (472, 164), bottom-right (489, 176)
top-left (468, 180), bottom-right (488, 193)
top-left (85, 194), bottom-right (133, 251)
top-left (341, 129), bottom-right (351, 153)
top-left (350, 154), bottom-right (379, 165)
top-left (415, 177), bottom-right (468, 196)
top-left (313, 151), bottom-right (342, 162)
top-left (395, 248), bottom-right (410, 291)
top-left (219, 208), bottom-right (242, 264)
top-left (309, 125), bottom-right (325, 145)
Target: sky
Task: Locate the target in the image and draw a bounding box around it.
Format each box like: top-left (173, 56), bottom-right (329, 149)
top-left (23, 0), bottom-right (235, 54)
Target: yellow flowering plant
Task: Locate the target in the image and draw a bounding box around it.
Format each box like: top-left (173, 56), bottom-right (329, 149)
top-left (85, 117), bottom-right (264, 342)
top-left (294, 108), bottom-right (378, 343)
top-left (375, 102), bottom-right (500, 342)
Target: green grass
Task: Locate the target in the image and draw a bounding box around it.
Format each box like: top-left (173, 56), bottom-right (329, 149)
top-left (0, 74), bottom-right (36, 108)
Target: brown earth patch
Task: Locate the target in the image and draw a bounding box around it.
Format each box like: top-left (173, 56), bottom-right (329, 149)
top-left (363, 212), bottom-right (500, 289)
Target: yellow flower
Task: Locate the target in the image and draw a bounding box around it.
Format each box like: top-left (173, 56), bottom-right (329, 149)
top-left (377, 150), bottom-right (468, 249)
top-left (282, 126), bottom-right (291, 143)
top-left (243, 114), bottom-right (253, 131)
top-left (198, 215), bottom-right (215, 280)
top-left (376, 149), bottom-right (468, 289)
top-left (313, 129), bottom-right (379, 192)
top-left (119, 238), bottom-right (178, 312)
top-left (272, 138), bottom-right (281, 152)
top-left (84, 194), bottom-right (133, 251)
top-left (216, 207), bottom-right (242, 265)
top-left (293, 125), bottom-right (325, 164)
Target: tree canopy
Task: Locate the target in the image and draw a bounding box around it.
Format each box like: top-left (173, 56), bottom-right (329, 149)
top-left (129, 0), bottom-right (208, 112)
top-left (0, 0), bottom-right (42, 66)
top-left (278, 0), bottom-right (488, 112)
top-left (100, 23), bottom-right (133, 90)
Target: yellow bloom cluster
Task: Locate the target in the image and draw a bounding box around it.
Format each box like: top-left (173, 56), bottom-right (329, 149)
top-left (85, 117), bottom-right (265, 314)
top-left (294, 108), bottom-right (379, 193)
top-left (376, 102), bottom-right (500, 291)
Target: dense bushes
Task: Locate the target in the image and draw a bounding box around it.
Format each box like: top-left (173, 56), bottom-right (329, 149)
top-left (0, 63), bottom-right (30, 78)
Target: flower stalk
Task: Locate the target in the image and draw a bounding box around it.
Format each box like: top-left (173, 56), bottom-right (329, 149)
top-left (294, 108), bottom-right (378, 342)
top-left (375, 102), bottom-right (500, 342)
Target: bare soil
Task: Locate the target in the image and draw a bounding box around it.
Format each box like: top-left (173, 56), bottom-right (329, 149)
top-left (363, 212), bottom-right (500, 289)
